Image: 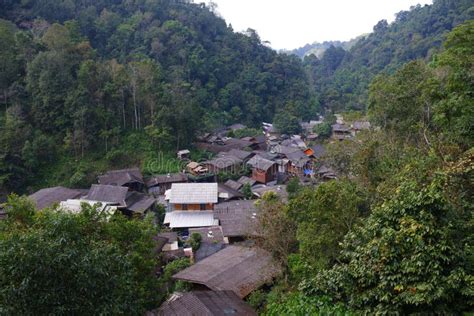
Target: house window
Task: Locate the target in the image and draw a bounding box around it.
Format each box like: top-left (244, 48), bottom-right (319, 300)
top-left (182, 204), bottom-right (188, 211)
top-left (200, 204), bottom-right (206, 211)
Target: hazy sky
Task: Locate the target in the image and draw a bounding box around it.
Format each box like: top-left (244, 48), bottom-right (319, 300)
top-left (203, 0), bottom-right (433, 50)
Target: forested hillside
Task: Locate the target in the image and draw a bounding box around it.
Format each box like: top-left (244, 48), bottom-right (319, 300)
top-left (261, 21), bottom-right (473, 314)
top-left (0, 0), bottom-right (315, 194)
top-left (286, 36), bottom-right (363, 59)
top-left (305, 0), bottom-right (473, 112)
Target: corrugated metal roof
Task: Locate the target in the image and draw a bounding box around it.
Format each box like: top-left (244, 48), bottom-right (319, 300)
top-left (29, 186), bottom-right (85, 210)
top-left (247, 155), bottom-right (276, 171)
top-left (59, 199), bottom-right (117, 218)
top-left (169, 183), bottom-right (218, 204)
top-left (151, 291), bottom-right (256, 316)
top-left (98, 168), bottom-right (143, 186)
top-left (173, 246), bottom-right (281, 298)
top-left (86, 185), bottom-right (128, 207)
top-left (164, 211), bottom-right (215, 228)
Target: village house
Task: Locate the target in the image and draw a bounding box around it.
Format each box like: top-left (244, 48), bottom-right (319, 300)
top-left (286, 150), bottom-right (313, 177)
top-left (155, 232), bottom-right (179, 252)
top-left (224, 179), bottom-right (242, 191)
top-left (246, 155), bottom-right (278, 184)
top-left (202, 155), bottom-right (243, 174)
top-left (218, 183), bottom-right (244, 202)
top-left (173, 246), bottom-right (281, 298)
top-left (186, 161), bottom-right (209, 176)
top-left (147, 173), bottom-right (188, 196)
top-left (86, 184), bottom-right (155, 217)
top-left (150, 291), bottom-right (256, 316)
top-left (29, 186), bottom-right (86, 210)
top-left (237, 176), bottom-right (257, 187)
top-left (58, 199), bottom-right (117, 219)
top-left (351, 121), bottom-right (371, 136)
top-left (164, 183), bottom-right (218, 229)
top-left (189, 226), bottom-right (227, 261)
top-left (177, 149), bottom-right (191, 160)
top-left (213, 200), bottom-right (259, 241)
top-left (332, 123), bottom-right (352, 141)
top-left (97, 167), bottom-right (145, 192)
top-left (252, 185), bottom-right (289, 202)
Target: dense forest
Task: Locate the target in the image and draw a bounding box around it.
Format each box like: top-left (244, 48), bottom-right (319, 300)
top-left (0, 0), bottom-right (315, 194)
top-left (0, 0), bottom-right (473, 314)
top-left (304, 0), bottom-right (473, 111)
top-left (260, 20), bottom-right (473, 314)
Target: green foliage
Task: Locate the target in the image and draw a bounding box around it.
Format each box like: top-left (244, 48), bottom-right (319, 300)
top-left (246, 290), bottom-right (267, 311)
top-left (264, 292), bottom-right (349, 316)
top-left (313, 122), bottom-right (332, 139)
top-left (160, 258), bottom-right (191, 295)
top-left (189, 232), bottom-right (202, 252)
top-left (286, 177), bottom-right (301, 198)
top-left (234, 128), bottom-right (262, 138)
top-left (242, 183), bottom-right (253, 200)
top-left (273, 112), bottom-right (302, 135)
top-left (304, 0), bottom-right (473, 112)
top-left (288, 180), bottom-right (368, 269)
top-left (0, 0), bottom-right (314, 193)
top-left (0, 195), bottom-right (162, 314)
top-left (308, 168), bottom-right (473, 314)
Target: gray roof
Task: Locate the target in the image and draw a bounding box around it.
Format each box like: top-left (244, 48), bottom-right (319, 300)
top-left (98, 168), bottom-right (143, 186)
top-left (29, 186), bottom-right (85, 210)
top-left (286, 151), bottom-right (310, 168)
top-left (247, 155), bottom-right (276, 171)
top-left (86, 184), bottom-right (128, 207)
top-left (332, 123), bottom-right (350, 132)
top-left (237, 176), bottom-right (257, 187)
top-left (146, 173), bottom-right (188, 187)
top-left (164, 211), bottom-right (216, 229)
top-left (224, 179), bottom-right (243, 191)
top-left (156, 231), bottom-right (178, 243)
top-left (311, 144), bottom-right (326, 158)
top-left (152, 291), bottom-right (256, 316)
top-left (125, 192), bottom-right (155, 213)
top-left (252, 185), bottom-right (289, 202)
top-left (352, 121), bottom-right (371, 130)
top-left (272, 145), bottom-right (300, 156)
top-left (189, 226), bottom-right (226, 262)
top-left (173, 246), bottom-right (281, 298)
top-left (169, 183), bottom-right (218, 204)
top-left (218, 184), bottom-right (244, 201)
top-left (219, 149), bottom-right (254, 161)
top-left (214, 200), bottom-right (259, 237)
top-left (204, 155), bottom-right (243, 170)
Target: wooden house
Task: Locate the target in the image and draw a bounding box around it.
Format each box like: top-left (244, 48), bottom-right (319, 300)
top-left (246, 155), bottom-right (277, 184)
top-left (332, 124), bottom-right (351, 141)
top-left (147, 173), bottom-right (188, 196)
top-left (164, 183), bottom-right (218, 229)
top-left (98, 168), bottom-right (145, 192)
top-left (173, 246), bottom-right (281, 298)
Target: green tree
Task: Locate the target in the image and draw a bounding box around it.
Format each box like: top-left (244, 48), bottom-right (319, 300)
top-left (310, 161), bottom-right (473, 314)
top-left (288, 180), bottom-right (367, 269)
top-left (0, 195), bottom-right (163, 314)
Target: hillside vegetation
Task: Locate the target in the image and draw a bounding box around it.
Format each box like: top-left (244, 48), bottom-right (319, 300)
top-left (304, 0), bottom-right (473, 112)
top-left (0, 0), bottom-right (315, 194)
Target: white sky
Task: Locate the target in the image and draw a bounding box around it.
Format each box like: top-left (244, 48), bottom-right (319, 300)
top-left (203, 0), bottom-right (433, 50)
